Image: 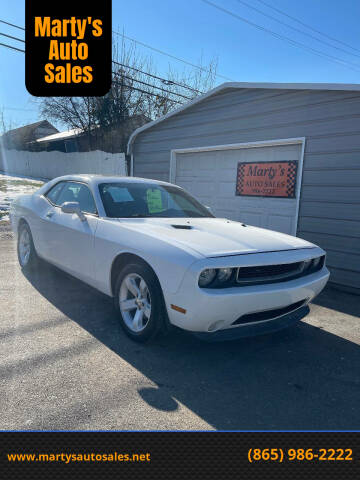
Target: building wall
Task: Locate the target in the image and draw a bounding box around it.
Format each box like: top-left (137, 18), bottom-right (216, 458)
top-left (132, 87), bottom-right (360, 289)
top-left (33, 124), bottom-right (59, 141)
top-left (2, 122), bottom-right (58, 150)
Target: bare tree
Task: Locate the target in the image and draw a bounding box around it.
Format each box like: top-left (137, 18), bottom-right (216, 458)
top-left (39, 36), bottom-right (218, 149)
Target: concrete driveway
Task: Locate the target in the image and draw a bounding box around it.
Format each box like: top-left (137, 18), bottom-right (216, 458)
top-left (1, 225), bottom-right (359, 430)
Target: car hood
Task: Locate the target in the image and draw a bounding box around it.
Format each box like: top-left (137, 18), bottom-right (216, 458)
top-left (116, 217), bottom-right (315, 257)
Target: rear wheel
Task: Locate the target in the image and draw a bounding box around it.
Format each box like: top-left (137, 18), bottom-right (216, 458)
top-left (17, 222), bottom-right (38, 270)
top-left (114, 262), bottom-right (166, 342)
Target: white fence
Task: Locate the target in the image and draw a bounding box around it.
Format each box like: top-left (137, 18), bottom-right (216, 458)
top-left (0, 149), bottom-right (127, 180)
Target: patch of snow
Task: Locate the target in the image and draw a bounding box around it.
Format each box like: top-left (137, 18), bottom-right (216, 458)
top-left (0, 173), bottom-right (44, 223)
top-left (36, 128), bottom-right (82, 143)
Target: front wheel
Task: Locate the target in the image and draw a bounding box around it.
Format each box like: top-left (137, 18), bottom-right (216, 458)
top-left (114, 262), bottom-right (166, 342)
top-left (17, 222), bottom-right (38, 270)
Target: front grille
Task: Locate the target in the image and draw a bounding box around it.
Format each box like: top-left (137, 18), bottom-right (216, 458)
top-left (234, 256), bottom-right (325, 287)
top-left (232, 299), bottom-right (307, 325)
top-left (236, 261), bottom-right (304, 285)
top-left (237, 261), bottom-right (302, 280)
top-left (200, 255), bottom-right (325, 288)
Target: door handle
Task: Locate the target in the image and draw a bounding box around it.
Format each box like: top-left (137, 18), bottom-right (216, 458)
top-left (46, 211), bottom-right (54, 219)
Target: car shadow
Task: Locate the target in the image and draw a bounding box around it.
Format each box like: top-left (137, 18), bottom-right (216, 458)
top-left (24, 261), bottom-right (360, 430)
top-left (312, 283), bottom-right (360, 318)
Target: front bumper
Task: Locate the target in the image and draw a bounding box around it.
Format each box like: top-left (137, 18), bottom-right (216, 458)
top-left (163, 248), bottom-right (329, 334)
top-left (192, 305), bottom-right (310, 341)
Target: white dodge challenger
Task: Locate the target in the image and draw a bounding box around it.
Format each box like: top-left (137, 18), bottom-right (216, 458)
top-left (11, 174), bottom-right (329, 342)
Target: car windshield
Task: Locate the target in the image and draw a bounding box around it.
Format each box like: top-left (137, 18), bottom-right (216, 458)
top-left (98, 182), bottom-right (214, 219)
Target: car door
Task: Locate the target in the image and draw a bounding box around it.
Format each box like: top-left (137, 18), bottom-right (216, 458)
top-left (33, 181), bottom-right (67, 259)
top-left (41, 181), bottom-right (99, 284)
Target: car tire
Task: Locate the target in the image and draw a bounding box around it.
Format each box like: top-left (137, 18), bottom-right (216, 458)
top-left (17, 222), bottom-right (38, 271)
top-left (114, 262), bottom-right (166, 342)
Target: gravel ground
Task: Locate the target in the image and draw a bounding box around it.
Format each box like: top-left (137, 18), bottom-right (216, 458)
top-left (0, 225), bottom-right (359, 431)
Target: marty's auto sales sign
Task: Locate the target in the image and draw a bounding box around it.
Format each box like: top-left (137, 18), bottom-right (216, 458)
top-left (25, 0), bottom-right (111, 96)
top-left (236, 160), bottom-right (298, 198)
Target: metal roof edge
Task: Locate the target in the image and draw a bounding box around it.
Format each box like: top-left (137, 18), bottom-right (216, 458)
top-left (127, 81), bottom-right (360, 154)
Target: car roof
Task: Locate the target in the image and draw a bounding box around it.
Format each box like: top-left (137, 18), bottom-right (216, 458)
top-left (47, 174), bottom-right (175, 188)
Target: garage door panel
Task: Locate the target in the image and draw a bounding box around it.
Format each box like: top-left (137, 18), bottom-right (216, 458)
top-left (267, 214), bottom-right (295, 235)
top-left (175, 142), bottom-right (302, 235)
top-left (220, 156), bottom-right (241, 169)
top-left (239, 211), bottom-right (263, 227)
top-left (216, 197), bottom-right (240, 210)
top-left (261, 197), bottom-right (295, 215)
top-left (216, 182), bottom-right (235, 196)
top-left (197, 197), bottom-right (213, 207)
top-left (216, 209), bottom-right (239, 219)
top-left (178, 155), bottom-right (210, 171)
top-left (176, 180), bottom-right (194, 192)
top-left (217, 169), bottom-right (240, 181)
top-left (195, 182), bottom-right (216, 196)
top-left (216, 144), bottom-right (300, 162)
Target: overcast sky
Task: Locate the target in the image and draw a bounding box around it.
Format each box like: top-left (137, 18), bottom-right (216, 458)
top-left (1, 0), bottom-right (360, 131)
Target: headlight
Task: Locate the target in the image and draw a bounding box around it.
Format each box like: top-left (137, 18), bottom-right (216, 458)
top-left (303, 258), bottom-right (312, 270)
top-left (198, 268), bottom-right (217, 287)
top-left (217, 268), bottom-right (232, 283)
top-left (312, 256), bottom-right (323, 270)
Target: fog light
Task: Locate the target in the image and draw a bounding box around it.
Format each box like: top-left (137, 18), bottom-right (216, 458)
top-left (217, 268), bottom-right (232, 282)
top-left (199, 268), bottom-right (216, 287)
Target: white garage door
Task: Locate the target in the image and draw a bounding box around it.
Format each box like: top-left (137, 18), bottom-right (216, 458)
top-left (172, 142), bottom-right (303, 235)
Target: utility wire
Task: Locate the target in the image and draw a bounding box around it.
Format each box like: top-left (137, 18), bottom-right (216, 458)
top-left (112, 59), bottom-right (203, 94)
top-left (0, 16), bottom-right (224, 81)
top-left (235, 0), bottom-right (360, 60)
top-left (113, 30), bottom-right (233, 81)
top-left (0, 31), bottom-right (25, 43)
top-left (0, 42), bottom-right (24, 53)
top-left (0, 36), bottom-right (194, 101)
top-left (256, 0), bottom-right (360, 55)
top-left (0, 18), bottom-right (208, 94)
top-left (113, 71), bottom-right (192, 100)
top-left (0, 15), bottom-right (228, 82)
top-left (0, 19), bottom-right (25, 31)
top-left (112, 80), bottom-right (183, 104)
top-left (200, 0), bottom-right (360, 72)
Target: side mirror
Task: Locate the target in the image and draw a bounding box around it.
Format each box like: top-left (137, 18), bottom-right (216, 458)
top-left (205, 205), bottom-right (213, 214)
top-left (61, 201), bottom-right (86, 222)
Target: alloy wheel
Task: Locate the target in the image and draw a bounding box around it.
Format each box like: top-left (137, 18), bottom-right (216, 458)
top-left (19, 228), bottom-right (31, 266)
top-left (119, 273), bottom-right (152, 332)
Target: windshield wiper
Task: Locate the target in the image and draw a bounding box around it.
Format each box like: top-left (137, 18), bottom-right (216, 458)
top-left (126, 213), bottom-right (151, 218)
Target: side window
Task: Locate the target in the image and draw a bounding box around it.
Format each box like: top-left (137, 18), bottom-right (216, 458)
top-left (76, 184), bottom-right (97, 214)
top-left (56, 182), bottom-right (97, 214)
top-left (45, 182), bottom-right (65, 204)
